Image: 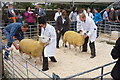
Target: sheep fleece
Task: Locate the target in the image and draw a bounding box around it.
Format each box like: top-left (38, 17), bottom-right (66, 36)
top-left (63, 31), bottom-right (85, 47)
top-left (19, 39), bottom-right (44, 57)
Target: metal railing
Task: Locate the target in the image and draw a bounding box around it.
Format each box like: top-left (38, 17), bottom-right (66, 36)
top-left (3, 49), bottom-right (54, 79)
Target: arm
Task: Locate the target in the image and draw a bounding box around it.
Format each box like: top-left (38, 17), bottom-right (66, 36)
top-left (12, 41), bottom-right (19, 50)
top-left (69, 12), bottom-right (73, 23)
top-left (97, 13), bottom-right (102, 23)
top-left (11, 10), bottom-right (16, 17)
top-left (54, 13), bottom-right (57, 21)
top-left (111, 38), bottom-right (120, 59)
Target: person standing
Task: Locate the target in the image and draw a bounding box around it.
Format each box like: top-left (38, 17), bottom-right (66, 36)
top-left (3, 23), bottom-right (29, 60)
top-left (109, 8), bottom-right (116, 24)
top-left (8, 4), bottom-right (16, 23)
top-left (69, 6), bottom-right (78, 31)
top-left (111, 37), bottom-right (120, 80)
top-left (54, 8), bottom-right (62, 21)
top-left (103, 8), bottom-right (111, 24)
top-left (25, 6), bottom-right (34, 25)
top-left (86, 8), bottom-right (94, 19)
top-left (56, 10), bottom-right (70, 48)
top-left (78, 13), bottom-right (97, 58)
top-left (35, 4), bottom-right (46, 36)
top-left (38, 17), bottom-right (57, 71)
top-left (115, 7), bottom-right (120, 23)
top-left (94, 8), bottom-right (102, 38)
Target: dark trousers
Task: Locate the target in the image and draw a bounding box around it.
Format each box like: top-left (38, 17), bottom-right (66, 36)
top-left (96, 24), bottom-right (99, 38)
top-left (82, 37), bottom-right (96, 56)
top-left (4, 42), bottom-right (12, 58)
top-left (57, 30), bottom-right (66, 47)
top-left (42, 52), bottom-right (56, 69)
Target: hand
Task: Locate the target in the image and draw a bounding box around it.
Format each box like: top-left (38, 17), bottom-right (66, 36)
top-left (37, 16), bottom-right (40, 18)
top-left (15, 45), bottom-right (19, 50)
top-left (57, 30), bottom-right (60, 34)
top-left (44, 42), bottom-right (49, 46)
top-left (84, 35), bottom-right (88, 38)
top-left (96, 21), bottom-right (98, 24)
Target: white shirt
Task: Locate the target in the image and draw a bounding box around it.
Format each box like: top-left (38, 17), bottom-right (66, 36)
top-left (41, 23), bottom-right (56, 57)
top-left (78, 16), bottom-right (97, 42)
top-left (54, 12), bottom-right (62, 21)
top-left (86, 12), bottom-right (94, 19)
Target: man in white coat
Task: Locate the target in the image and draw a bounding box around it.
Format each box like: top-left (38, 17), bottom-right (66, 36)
top-left (54, 8), bottom-right (62, 21)
top-left (78, 13), bottom-right (97, 58)
top-left (38, 17), bottom-right (57, 71)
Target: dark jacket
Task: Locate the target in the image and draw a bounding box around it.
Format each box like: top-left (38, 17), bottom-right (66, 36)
top-left (111, 37), bottom-right (120, 80)
top-left (56, 16), bottom-right (70, 31)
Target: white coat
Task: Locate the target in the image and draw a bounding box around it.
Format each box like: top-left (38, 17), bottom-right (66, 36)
top-left (77, 16), bottom-right (97, 43)
top-left (41, 23), bottom-right (56, 57)
top-left (86, 12), bottom-right (94, 19)
top-left (54, 12), bottom-right (62, 21)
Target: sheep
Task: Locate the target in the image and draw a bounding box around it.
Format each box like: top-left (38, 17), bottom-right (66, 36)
top-left (63, 31), bottom-right (85, 54)
top-left (19, 36), bottom-right (50, 65)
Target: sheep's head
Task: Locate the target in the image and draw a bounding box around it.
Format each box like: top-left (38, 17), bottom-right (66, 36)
top-left (81, 30), bottom-right (87, 36)
top-left (39, 36), bottom-right (51, 43)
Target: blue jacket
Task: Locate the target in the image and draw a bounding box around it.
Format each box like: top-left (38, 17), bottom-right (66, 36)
top-left (94, 13), bottom-right (102, 24)
top-left (3, 23), bottom-right (24, 43)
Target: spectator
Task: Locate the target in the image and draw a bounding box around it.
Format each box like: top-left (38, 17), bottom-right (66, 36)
top-left (16, 11), bottom-right (23, 23)
top-left (81, 7), bottom-right (87, 15)
top-left (25, 6), bottom-right (35, 38)
top-left (56, 10), bottom-right (70, 48)
top-left (3, 23), bottom-right (29, 60)
top-left (109, 8), bottom-right (116, 23)
top-left (35, 4), bottom-right (46, 18)
top-left (54, 8), bottom-right (61, 21)
top-left (25, 6), bottom-right (34, 25)
top-left (115, 7), bottom-right (120, 22)
top-left (94, 8), bottom-right (102, 38)
top-left (8, 4), bottom-right (16, 23)
top-left (103, 8), bottom-right (111, 24)
top-left (86, 8), bottom-right (94, 19)
top-left (111, 37), bottom-right (120, 80)
top-left (69, 6), bottom-right (78, 31)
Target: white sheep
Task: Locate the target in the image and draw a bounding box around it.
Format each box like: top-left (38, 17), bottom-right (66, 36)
top-left (19, 36), bottom-right (50, 65)
top-left (63, 31), bottom-right (85, 53)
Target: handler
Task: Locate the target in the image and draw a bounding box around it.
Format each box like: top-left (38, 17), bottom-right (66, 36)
top-left (78, 13), bottom-right (97, 58)
top-left (3, 23), bottom-right (29, 60)
top-left (38, 17), bottom-right (57, 71)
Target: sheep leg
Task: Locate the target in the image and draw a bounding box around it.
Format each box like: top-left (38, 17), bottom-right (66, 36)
top-left (28, 56), bottom-right (32, 60)
top-left (34, 59), bottom-right (37, 66)
top-left (63, 42), bottom-right (66, 53)
top-left (39, 56), bottom-right (42, 62)
top-left (69, 43), bottom-right (71, 49)
top-left (74, 46), bottom-right (77, 55)
top-left (79, 46), bottom-right (82, 53)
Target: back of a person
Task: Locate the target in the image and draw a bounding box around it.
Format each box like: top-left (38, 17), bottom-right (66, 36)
top-left (5, 23), bottom-right (22, 32)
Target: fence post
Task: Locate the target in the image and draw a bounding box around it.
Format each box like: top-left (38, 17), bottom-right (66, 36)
top-left (52, 73), bottom-right (60, 80)
top-left (101, 67), bottom-right (104, 80)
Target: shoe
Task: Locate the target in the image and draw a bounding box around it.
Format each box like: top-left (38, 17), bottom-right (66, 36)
top-left (82, 50), bottom-right (87, 52)
top-left (90, 55), bottom-right (96, 58)
top-left (65, 45), bottom-right (68, 48)
top-left (42, 68), bottom-right (49, 71)
top-left (56, 46), bottom-right (59, 48)
top-left (51, 59), bottom-right (57, 62)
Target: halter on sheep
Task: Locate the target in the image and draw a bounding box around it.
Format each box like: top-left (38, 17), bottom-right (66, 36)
top-left (19, 36), bottom-right (50, 65)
